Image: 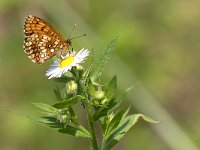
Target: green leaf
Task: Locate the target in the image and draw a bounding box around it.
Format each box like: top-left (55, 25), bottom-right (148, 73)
top-left (83, 55), bottom-right (94, 81)
top-left (105, 76), bottom-right (117, 100)
top-left (59, 125), bottom-right (91, 138)
top-left (92, 108), bottom-right (108, 121)
top-left (108, 86), bottom-right (133, 113)
top-left (93, 86), bottom-right (132, 121)
top-left (54, 87), bottom-right (63, 101)
top-left (53, 95), bottom-right (84, 109)
top-left (33, 103), bottom-right (58, 115)
top-left (77, 125), bottom-right (91, 138)
top-left (92, 98), bottom-right (117, 121)
top-left (3, 109), bottom-right (65, 129)
top-left (131, 114), bottom-right (158, 124)
top-left (3, 109), bottom-right (89, 138)
top-left (104, 109), bottom-right (128, 138)
top-left (102, 119), bottom-right (130, 150)
top-left (39, 116), bottom-right (90, 138)
top-left (91, 37), bottom-right (118, 81)
top-left (39, 116), bottom-right (65, 128)
top-left (95, 86), bottom-right (133, 124)
top-left (70, 67), bottom-right (80, 79)
top-left (100, 114), bottom-right (113, 133)
top-left (103, 114), bottom-right (158, 149)
top-left (88, 79), bottom-right (96, 97)
top-left (68, 107), bottom-right (78, 125)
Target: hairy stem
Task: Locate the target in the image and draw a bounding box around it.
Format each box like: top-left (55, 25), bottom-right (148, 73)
top-left (85, 101), bottom-right (99, 150)
top-left (75, 71), bottom-right (98, 150)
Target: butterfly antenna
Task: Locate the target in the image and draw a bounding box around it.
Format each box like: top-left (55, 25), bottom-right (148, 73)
top-left (70, 33), bottom-right (86, 40)
top-left (68, 24), bottom-right (77, 39)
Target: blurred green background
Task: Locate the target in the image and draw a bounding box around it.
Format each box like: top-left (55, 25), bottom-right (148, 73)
top-left (1, 0), bottom-right (200, 149)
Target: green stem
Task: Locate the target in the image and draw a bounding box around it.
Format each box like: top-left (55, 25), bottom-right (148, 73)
top-left (100, 139), bottom-right (106, 150)
top-left (75, 71), bottom-right (98, 150)
top-left (85, 102), bottom-right (99, 150)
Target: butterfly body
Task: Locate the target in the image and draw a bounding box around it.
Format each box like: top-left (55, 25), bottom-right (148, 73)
top-left (23, 15), bottom-right (71, 64)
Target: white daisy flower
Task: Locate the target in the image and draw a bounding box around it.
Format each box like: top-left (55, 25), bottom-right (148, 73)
top-left (46, 48), bottom-right (89, 79)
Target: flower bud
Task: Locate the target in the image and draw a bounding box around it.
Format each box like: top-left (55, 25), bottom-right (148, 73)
top-left (100, 98), bottom-right (109, 105)
top-left (76, 65), bottom-right (84, 77)
top-left (66, 80), bottom-right (77, 94)
top-left (57, 115), bottom-right (69, 123)
top-left (94, 91), bottom-right (105, 100)
top-left (76, 65), bottom-right (84, 71)
top-left (57, 109), bottom-right (70, 123)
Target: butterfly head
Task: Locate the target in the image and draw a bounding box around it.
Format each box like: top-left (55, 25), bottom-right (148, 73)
top-left (65, 33), bottom-right (86, 49)
top-left (66, 39), bottom-right (72, 47)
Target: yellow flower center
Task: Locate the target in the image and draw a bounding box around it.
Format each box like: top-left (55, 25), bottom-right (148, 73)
top-left (59, 56), bottom-right (75, 68)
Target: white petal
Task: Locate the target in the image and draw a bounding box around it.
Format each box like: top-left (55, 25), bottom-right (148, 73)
top-left (62, 66), bottom-right (71, 74)
top-left (46, 48), bottom-right (90, 79)
top-left (51, 61), bottom-right (59, 67)
top-left (46, 68), bottom-right (62, 79)
top-left (77, 48), bottom-right (89, 58)
top-left (76, 49), bottom-right (89, 61)
top-left (71, 51), bottom-right (76, 56)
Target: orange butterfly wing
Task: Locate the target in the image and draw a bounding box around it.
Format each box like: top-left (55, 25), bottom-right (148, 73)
top-left (23, 15), bottom-right (70, 64)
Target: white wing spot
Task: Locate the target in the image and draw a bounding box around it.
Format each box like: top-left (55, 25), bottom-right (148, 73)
top-left (42, 49), bottom-right (47, 53)
top-left (54, 41), bottom-right (58, 45)
top-left (29, 50), bottom-right (33, 54)
top-left (41, 54), bottom-right (45, 58)
top-left (40, 46), bottom-right (45, 50)
top-left (48, 37), bottom-right (51, 41)
top-left (31, 54), bottom-right (35, 58)
top-left (42, 38), bottom-right (48, 42)
top-left (50, 49), bottom-right (54, 53)
top-left (43, 36), bottom-right (48, 39)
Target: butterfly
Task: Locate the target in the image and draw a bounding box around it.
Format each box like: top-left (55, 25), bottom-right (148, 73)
top-left (23, 15), bottom-right (72, 64)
